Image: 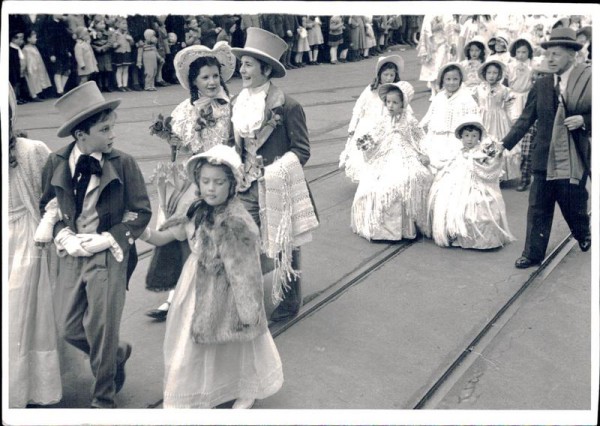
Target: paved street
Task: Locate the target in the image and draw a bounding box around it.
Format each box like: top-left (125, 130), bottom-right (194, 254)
top-left (10, 43), bottom-right (595, 423)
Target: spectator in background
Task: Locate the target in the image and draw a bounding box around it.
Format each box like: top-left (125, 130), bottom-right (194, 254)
top-left (46, 14), bottom-right (74, 97)
top-left (73, 26), bottom-right (99, 85)
top-left (112, 17), bottom-right (135, 91)
top-left (23, 29), bottom-right (52, 101)
top-left (197, 15), bottom-right (221, 49)
top-left (152, 15), bottom-right (172, 87)
top-left (328, 15), bottom-right (345, 64)
top-left (127, 14), bottom-right (150, 91)
top-left (282, 14), bottom-right (299, 69)
top-left (90, 16), bottom-right (115, 92)
top-left (185, 17), bottom-right (202, 46)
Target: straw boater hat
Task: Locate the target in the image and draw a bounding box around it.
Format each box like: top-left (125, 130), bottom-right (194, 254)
top-left (436, 62), bottom-right (467, 89)
top-left (375, 54), bottom-right (405, 77)
top-left (541, 27), bottom-right (584, 51)
top-left (477, 59), bottom-right (507, 82)
top-left (231, 27), bottom-right (288, 78)
top-left (464, 35), bottom-right (489, 59)
top-left (185, 144), bottom-right (244, 189)
top-left (378, 80), bottom-right (414, 104)
top-left (455, 114), bottom-right (486, 140)
top-left (54, 81), bottom-right (121, 138)
top-left (509, 35), bottom-right (534, 57)
top-left (174, 41), bottom-right (237, 90)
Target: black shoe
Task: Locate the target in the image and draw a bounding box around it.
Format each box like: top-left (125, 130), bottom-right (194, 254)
top-left (146, 302), bottom-right (170, 321)
top-left (578, 237), bottom-right (591, 252)
top-left (30, 97), bottom-right (44, 102)
top-left (115, 343), bottom-right (132, 394)
top-left (514, 256), bottom-right (541, 269)
top-left (516, 182), bottom-right (529, 192)
top-left (270, 306), bottom-right (299, 323)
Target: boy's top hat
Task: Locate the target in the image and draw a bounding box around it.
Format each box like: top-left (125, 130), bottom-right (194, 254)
top-left (232, 28), bottom-right (287, 78)
top-left (455, 114), bottom-right (486, 140)
top-left (378, 81), bottom-right (414, 105)
top-left (174, 41), bottom-right (237, 90)
top-left (541, 27), bottom-right (584, 51)
top-left (376, 55), bottom-right (405, 77)
top-left (54, 81), bottom-right (121, 138)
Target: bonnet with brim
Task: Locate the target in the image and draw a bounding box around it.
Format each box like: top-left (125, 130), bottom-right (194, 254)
top-left (477, 59), bottom-right (507, 82)
top-left (231, 27), bottom-right (287, 79)
top-left (509, 35), bottom-right (534, 57)
top-left (376, 54), bottom-right (405, 77)
top-left (378, 80), bottom-right (414, 104)
top-left (185, 144), bottom-right (244, 189)
top-left (455, 114), bottom-right (487, 140)
top-left (464, 35), bottom-right (489, 59)
top-left (174, 42), bottom-right (237, 90)
top-left (436, 62), bottom-right (467, 89)
top-left (54, 81), bottom-right (121, 138)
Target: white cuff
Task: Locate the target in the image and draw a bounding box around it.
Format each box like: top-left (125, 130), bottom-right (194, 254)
top-left (102, 232), bottom-right (124, 262)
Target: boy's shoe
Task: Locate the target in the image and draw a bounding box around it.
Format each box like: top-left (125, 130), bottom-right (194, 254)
top-left (115, 343), bottom-right (132, 394)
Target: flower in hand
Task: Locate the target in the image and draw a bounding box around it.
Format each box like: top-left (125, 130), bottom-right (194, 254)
top-left (418, 153), bottom-right (430, 166)
top-left (195, 105), bottom-right (217, 132)
top-left (356, 134), bottom-right (375, 151)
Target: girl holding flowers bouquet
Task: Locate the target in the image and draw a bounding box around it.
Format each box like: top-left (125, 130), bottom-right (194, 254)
top-left (145, 41), bottom-right (237, 320)
top-left (351, 81), bottom-right (433, 241)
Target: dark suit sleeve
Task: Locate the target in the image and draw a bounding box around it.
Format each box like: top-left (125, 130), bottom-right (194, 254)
top-left (107, 156), bottom-right (152, 251)
top-left (502, 80), bottom-right (539, 151)
top-left (39, 155), bottom-right (67, 237)
top-left (284, 101), bottom-right (311, 166)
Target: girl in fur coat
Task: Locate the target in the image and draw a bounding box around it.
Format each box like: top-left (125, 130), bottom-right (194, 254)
top-left (139, 145), bottom-right (283, 409)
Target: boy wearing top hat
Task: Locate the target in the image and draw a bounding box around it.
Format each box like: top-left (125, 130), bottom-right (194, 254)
top-left (501, 27), bottom-right (591, 269)
top-left (230, 28), bottom-right (312, 322)
top-left (39, 81), bottom-right (152, 408)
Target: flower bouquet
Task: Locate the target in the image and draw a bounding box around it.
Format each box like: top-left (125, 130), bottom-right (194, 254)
top-left (149, 113), bottom-right (185, 162)
top-left (356, 133), bottom-right (376, 151)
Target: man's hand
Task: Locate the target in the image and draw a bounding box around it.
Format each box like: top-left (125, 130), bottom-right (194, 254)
top-left (564, 115), bottom-right (585, 131)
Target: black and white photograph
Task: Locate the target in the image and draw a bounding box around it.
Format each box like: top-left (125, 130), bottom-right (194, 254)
top-left (2, 1), bottom-right (598, 425)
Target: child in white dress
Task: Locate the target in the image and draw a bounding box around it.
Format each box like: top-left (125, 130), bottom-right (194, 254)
top-left (139, 145), bottom-right (283, 409)
top-left (420, 62), bottom-right (480, 172)
top-left (474, 59), bottom-right (519, 181)
top-left (428, 116), bottom-right (515, 249)
top-left (460, 36), bottom-right (488, 95)
top-left (351, 81), bottom-right (433, 241)
top-left (507, 36), bottom-right (534, 122)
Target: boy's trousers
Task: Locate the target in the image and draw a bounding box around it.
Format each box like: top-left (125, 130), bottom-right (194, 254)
top-left (57, 249), bottom-right (130, 408)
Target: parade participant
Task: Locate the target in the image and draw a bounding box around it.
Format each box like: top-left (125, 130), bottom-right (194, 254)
top-left (351, 81), bottom-right (433, 241)
top-left (230, 28), bottom-right (312, 322)
top-left (458, 15), bottom-right (496, 61)
top-left (428, 115), bottom-right (515, 249)
top-left (74, 26), bottom-right (99, 85)
top-left (419, 62), bottom-right (479, 171)
top-left (22, 29), bottom-right (52, 102)
top-left (39, 81), bottom-right (152, 408)
top-left (139, 144), bottom-right (284, 409)
top-left (460, 35), bottom-right (488, 95)
top-left (474, 59), bottom-right (519, 182)
top-left (339, 54), bottom-right (404, 182)
top-left (500, 28), bottom-right (591, 268)
top-left (145, 42), bottom-right (237, 321)
top-left (487, 34), bottom-right (511, 66)
top-left (8, 85), bottom-right (63, 408)
top-left (417, 14), bottom-right (456, 100)
top-left (507, 36), bottom-right (534, 122)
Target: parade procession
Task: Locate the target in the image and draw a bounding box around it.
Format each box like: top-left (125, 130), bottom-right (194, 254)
top-left (2, 2), bottom-right (597, 425)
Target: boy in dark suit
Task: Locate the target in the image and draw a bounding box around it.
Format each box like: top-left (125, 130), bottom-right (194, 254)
top-left (40, 81), bottom-right (152, 408)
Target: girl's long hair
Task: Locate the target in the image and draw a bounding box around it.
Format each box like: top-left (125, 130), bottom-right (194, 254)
top-left (188, 56), bottom-right (230, 105)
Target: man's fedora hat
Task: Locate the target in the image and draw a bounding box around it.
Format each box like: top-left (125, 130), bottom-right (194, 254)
top-left (54, 81), bottom-right (121, 138)
top-left (232, 28), bottom-right (287, 78)
top-left (541, 27), bottom-right (584, 51)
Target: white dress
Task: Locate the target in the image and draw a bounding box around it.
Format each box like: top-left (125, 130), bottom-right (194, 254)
top-left (428, 144), bottom-right (515, 249)
top-left (351, 110), bottom-right (433, 241)
top-left (417, 15), bottom-right (456, 83)
top-left (420, 85), bottom-right (480, 171)
top-left (8, 138), bottom-right (62, 408)
top-left (22, 44), bottom-right (52, 97)
top-left (162, 220), bottom-right (283, 408)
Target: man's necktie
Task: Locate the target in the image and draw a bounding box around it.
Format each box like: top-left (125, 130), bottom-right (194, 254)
top-left (73, 154), bottom-right (102, 220)
top-left (555, 75), bottom-right (562, 105)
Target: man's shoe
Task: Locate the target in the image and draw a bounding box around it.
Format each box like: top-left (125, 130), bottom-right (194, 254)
top-left (514, 256), bottom-right (541, 269)
top-left (578, 237), bottom-right (591, 252)
top-left (115, 343), bottom-right (132, 393)
top-left (516, 182), bottom-right (529, 192)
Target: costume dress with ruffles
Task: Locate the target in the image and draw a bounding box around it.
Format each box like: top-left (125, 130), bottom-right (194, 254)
top-left (9, 138), bottom-right (62, 408)
top-left (475, 82), bottom-right (520, 180)
top-left (351, 110), bottom-right (433, 241)
top-left (427, 144), bottom-right (515, 249)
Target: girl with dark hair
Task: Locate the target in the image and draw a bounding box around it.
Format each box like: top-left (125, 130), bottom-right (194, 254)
top-left (339, 55), bottom-right (405, 182)
top-left (145, 43), bottom-right (237, 320)
top-left (460, 36), bottom-right (488, 94)
top-left (139, 145), bottom-right (283, 409)
top-left (419, 62), bottom-right (479, 171)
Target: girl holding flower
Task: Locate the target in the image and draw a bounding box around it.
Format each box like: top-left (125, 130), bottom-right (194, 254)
top-left (145, 42), bottom-right (237, 320)
top-left (351, 81), bottom-right (433, 241)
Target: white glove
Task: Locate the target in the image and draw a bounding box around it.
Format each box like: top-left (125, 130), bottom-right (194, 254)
top-left (79, 233), bottom-right (112, 254)
top-left (35, 198), bottom-right (62, 244)
top-left (55, 228), bottom-right (93, 258)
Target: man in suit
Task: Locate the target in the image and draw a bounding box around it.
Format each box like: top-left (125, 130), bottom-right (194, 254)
top-left (40, 82), bottom-right (151, 408)
top-left (230, 28), bottom-right (312, 322)
top-left (501, 27), bottom-right (591, 269)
